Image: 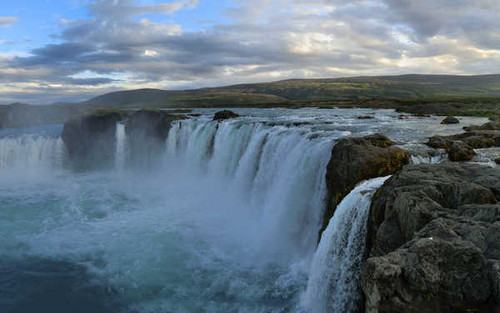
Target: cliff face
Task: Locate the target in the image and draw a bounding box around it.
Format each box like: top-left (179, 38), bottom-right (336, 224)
top-left (322, 134), bottom-right (410, 238)
top-left (363, 163), bottom-right (500, 313)
top-left (125, 110), bottom-right (187, 166)
top-left (62, 112), bottom-right (124, 171)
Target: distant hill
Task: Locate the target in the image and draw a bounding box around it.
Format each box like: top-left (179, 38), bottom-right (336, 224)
top-left (82, 74), bottom-right (500, 108)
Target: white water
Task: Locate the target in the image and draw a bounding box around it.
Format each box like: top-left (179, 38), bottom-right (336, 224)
top-left (301, 176), bottom-right (391, 313)
top-left (0, 134), bottom-right (65, 169)
top-left (410, 154), bottom-right (443, 165)
top-left (166, 119), bottom-right (333, 262)
top-left (0, 109), bottom-right (489, 312)
top-left (115, 122), bottom-right (127, 170)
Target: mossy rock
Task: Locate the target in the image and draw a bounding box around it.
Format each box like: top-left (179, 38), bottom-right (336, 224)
top-left (322, 133), bottom-right (410, 238)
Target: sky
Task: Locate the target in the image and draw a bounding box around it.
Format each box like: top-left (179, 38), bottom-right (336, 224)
top-left (1, 0), bottom-right (500, 104)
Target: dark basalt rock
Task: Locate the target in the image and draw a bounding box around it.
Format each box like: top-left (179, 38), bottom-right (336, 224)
top-left (125, 110), bottom-right (186, 166)
top-left (440, 116), bottom-right (460, 124)
top-left (62, 112), bottom-right (123, 171)
top-left (213, 110), bottom-right (239, 121)
top-left (447, 140), bottom-right (476, 161)
top-left (322, 133), bottom-right (410, 238)
top-left (426, 124), bottom-right (500, 161)
top-left (363, 163), bottom-right (500, 313)
top-left (426, 135), bottom-right (450, 149)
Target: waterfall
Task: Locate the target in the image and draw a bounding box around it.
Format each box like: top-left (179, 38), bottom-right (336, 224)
top-left (115, 122), bottom-right (127, 170)
top-left (166, 118), bottom-right (334, 261)
top-left (0, 134), bottom-right (65, 169)
top-left (301, 176), bottom-right (391, 313)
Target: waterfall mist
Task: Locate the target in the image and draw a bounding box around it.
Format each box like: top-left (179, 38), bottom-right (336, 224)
top-left (0, 108), bottom-right (489, 312)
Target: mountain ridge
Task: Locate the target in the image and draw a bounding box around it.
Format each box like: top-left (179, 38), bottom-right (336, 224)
top-left (81, 74), bottom-right (500, 108)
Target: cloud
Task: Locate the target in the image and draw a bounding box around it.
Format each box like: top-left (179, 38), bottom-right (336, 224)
top-left (1, 0), bottom-right (500, 103)
top-left (0, 17), bottom-right (18, 27)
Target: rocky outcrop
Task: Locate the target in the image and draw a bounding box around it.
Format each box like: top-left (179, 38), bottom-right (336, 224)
top-left (62, 111), bottom-right (124, 170)
top-left (125, 110), bottom-right (187, 165)
top-left (363, 163), bottom-right (500, 313)
top-left (440, 116), bottom-right (460, 124)
top-left (213, 110), bottom-right (239, 121)
top-left (427, 120), bottom-right (500, 162)
top-left (447, 141), bottom-right (476, 161)
top-left (322, 134), bottom-right (410, 236)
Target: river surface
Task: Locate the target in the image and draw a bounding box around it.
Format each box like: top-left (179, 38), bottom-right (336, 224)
top-left (0, 108), bottom-right (488, 313)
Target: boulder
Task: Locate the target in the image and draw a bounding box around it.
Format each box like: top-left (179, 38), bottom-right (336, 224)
top-left (125, 110), bottom-right (186, 165)
top-left (426, 136), bottom-right (450, 149)
top-left (358, 115), bottom-right (375, 119)
top-left (495, 157), bottom-right (500, 165)
top-left (213, 110), bottom-right (239, 121)
top-left (363, 163), bottom-right (500, 313)
top-left (62, 111), bottom-right (124, 170)
top-left (322, 134), bottom-right (410, 237)
top-left (447, 141), bottom-right (476, 162)
top-left (440, 116), bottom-right (460, 124)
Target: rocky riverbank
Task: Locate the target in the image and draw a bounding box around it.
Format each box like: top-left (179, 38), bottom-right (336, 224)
top-left (362, 163), bottom-right (500, 312)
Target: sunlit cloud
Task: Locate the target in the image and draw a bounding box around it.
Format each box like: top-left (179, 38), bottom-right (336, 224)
top-left (0, 16), bottom-right (18, 27)
top-left (0, 0), bottom-right (499, 103)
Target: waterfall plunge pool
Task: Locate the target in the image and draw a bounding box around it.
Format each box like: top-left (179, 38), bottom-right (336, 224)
top-left (0, 108), bottom-right (488, 312)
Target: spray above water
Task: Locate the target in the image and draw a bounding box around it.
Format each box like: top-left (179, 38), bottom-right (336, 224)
top-left (0, 109), bottom-right (481, 312)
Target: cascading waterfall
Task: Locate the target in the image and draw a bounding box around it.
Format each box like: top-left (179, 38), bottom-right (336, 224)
top-left (0, 109), bottom-right (491, 312)
top-left (0, 134), bottom-right (65, 169)
top-left (301, 176), bottom-right (391, 313)
top-left (115, 122), bottom-right (127, 170)
top-left (166, 118), bottom-right (334, 261)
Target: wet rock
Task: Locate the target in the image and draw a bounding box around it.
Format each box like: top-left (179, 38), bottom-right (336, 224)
top-left (125, 110), bottom-right (186, 165)
top-left (62, 111), bottom-right (124, 170)
top-left (440, 116), bottom-right (460, 124)
top-left (447, 141), bottom-right (476, 161)
top-left (213, 110), bottom-right (239, 121)
top-left (363, 163), bottom-right (500, 313)
top-left (358, 115), bottom-right (375, 119)
top-left (426, 136), bottom-right (450, 149)
top-left (495, 157), bottom-right (500, 165)
top-left (464, 120), bottom-right (500, 131)
top-left (462, 135), bottom-right (496, 148)
top-left (322, 133), bottom-right (410, 237)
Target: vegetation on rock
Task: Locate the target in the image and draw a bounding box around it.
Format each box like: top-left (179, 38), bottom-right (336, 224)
top-left (322, 134), bottom-right (410, 238)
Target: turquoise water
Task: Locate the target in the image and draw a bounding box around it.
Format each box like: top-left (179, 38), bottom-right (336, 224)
top-left (0, 108), bottom-right (487, 312)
